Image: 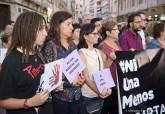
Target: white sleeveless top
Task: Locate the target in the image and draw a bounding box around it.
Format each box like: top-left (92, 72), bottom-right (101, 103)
top-left (80, 48), bottom-right (104, 98)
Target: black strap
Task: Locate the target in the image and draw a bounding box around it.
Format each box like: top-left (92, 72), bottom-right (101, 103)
top-left (95, 49), bottom-right (101, 71)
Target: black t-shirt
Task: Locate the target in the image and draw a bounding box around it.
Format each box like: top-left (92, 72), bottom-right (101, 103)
top-left (0, 49), bottom-right (53, 114)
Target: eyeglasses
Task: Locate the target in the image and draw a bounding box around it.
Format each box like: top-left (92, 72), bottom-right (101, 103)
top-left (134, 21), bottom-right (142, 24)
top-left (112, 29), bottom-right (119, 32)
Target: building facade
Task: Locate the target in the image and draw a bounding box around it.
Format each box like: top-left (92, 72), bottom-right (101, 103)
top-left (96, 0), bottom-right (102, 18)
top-left (74, 0), bottom-right (118, 21)
top-left (101, 0), bottom-right (118, 21)
top-left (73, 0), bottom-right (83, 22)
top-left (0, 0), bottom-right (49, 30)
top-left (82, 0), bottom-right (90, 17)
top-left (118, 0), bottom-right (165, 22)
top-left (47, 0), bottom-right (65, 21)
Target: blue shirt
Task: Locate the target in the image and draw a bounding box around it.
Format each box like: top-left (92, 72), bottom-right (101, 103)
top-left (146, 39), bottom-right (161, 49)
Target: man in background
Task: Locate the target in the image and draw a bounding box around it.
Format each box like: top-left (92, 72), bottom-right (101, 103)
top-left (82, 14), bottom-right (92, 25)
top-left (119, 13), bottom-right (143, 51)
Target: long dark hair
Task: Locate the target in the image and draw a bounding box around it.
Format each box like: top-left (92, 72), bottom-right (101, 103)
top-left (78, 23), bottom-right (95, 49)
top-left (48, 11), bottom-right (72, 44)
top-left (7, 11), bottom-right (46, 62)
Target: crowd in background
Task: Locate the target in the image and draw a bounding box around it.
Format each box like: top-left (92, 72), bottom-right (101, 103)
top-left (0, 10), bottom-right (165, 114)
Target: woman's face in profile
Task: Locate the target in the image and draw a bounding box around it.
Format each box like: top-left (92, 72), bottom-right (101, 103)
top-left (59, 17), bottom-right (73, 39)
top-left (34, 21), bottom-right (47, 46)
top-left (85, 28), bottom-right (99, 45)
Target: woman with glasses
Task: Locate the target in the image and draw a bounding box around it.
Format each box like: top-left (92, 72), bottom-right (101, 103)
top-left (98, 21), bottom-right (122, 114)
top-left (78, 23), bottom-right (111, 114)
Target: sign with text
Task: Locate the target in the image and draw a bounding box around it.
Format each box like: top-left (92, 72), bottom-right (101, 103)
top-left (40, 59), bottom-right (63, 92)
top-left (93, 68), bottom-right (115, 93)
top-left (116, 49), bottom-right (165, 114)
top-left (63, 49), bottom-right (85, 83)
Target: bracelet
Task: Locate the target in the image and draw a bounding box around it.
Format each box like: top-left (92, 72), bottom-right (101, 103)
top-left (24, 99), bottom-right (30, 109)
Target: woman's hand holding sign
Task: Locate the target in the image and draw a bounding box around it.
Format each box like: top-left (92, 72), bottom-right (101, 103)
top-left (99, 88), bottom-right (112, 99)
top-left (72, 72), bottom-right (85, 86)
top-left (28, 90), bottom-right (49, 107)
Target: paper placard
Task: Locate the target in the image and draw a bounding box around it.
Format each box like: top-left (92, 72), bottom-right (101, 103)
top-left (93, 68), bottom-right (115, 93)
top-left (0, 48), bottom-right (7, 64)
top-left (0, 48), bottom-right (7, 70)
top-left (40, 59), bottom-right (63, 92)
top-left (63, 49), bottom-right (85, 83)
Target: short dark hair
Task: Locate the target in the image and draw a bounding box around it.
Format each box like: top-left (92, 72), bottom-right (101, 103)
top-left (72, 23), bottom-right (81, 32)
top-left (128, 13), bottom-right (141, 28)
top-left (78, 23), bottom-right (95, 49)
top-left (153, 22), bottom-right (165, 39)
top-left (102, 21), bottom-right (117, 38)
top-left (91, 18), bottom-right (102, 24)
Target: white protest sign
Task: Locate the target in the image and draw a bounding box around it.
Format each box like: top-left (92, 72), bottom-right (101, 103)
top-left (63, 49), bottom-right (85, 83)
top-left (40, 59), bottom-right (63, 92)
top-left (0, 48), bottom-right (7, 64)
top-left (0, 48), bottom-right (7, 70)
top-left (93, 68), bottom-right (115, 93)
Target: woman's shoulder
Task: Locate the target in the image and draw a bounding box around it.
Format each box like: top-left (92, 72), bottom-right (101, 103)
top-left (79, 48), bottom-right (86, 52)
top-left (147, 39), bottom-right (160, 49)
top-left (98, 41), bottom-right (106, 48)
top-left (98, 42), bottom-right (114, 55)
top-left (95, 48), bottom-right (101, 53)
top-left (2, 49), bottom-right (21, 69)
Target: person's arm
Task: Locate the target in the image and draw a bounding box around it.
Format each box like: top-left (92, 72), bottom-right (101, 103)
top-left (0, 90), bottom-right (49, 109)
top-left (79, 51), bottom-right (99, 95)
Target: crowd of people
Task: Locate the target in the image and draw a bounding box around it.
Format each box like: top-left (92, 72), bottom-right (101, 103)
top-left (0, 10), bottom-right (165, 114)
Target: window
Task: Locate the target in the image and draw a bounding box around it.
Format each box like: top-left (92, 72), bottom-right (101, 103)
top-left (18, 7), bottom-right (21, 13)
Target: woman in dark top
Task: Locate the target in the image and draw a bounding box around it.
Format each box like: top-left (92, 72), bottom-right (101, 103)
top-left (0, 12), bottom-right (53, 114)
top-left (42, 11), bottom-right (85, 114)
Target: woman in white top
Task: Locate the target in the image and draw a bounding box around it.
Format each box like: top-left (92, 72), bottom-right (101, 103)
top-left (78, 23), bottom-right (111, 114)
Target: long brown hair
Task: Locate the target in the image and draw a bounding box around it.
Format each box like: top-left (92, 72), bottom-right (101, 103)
top-left (7, 11), bottom-right (46, 62)
top-left (48, 11), bottom-right (72, 45)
